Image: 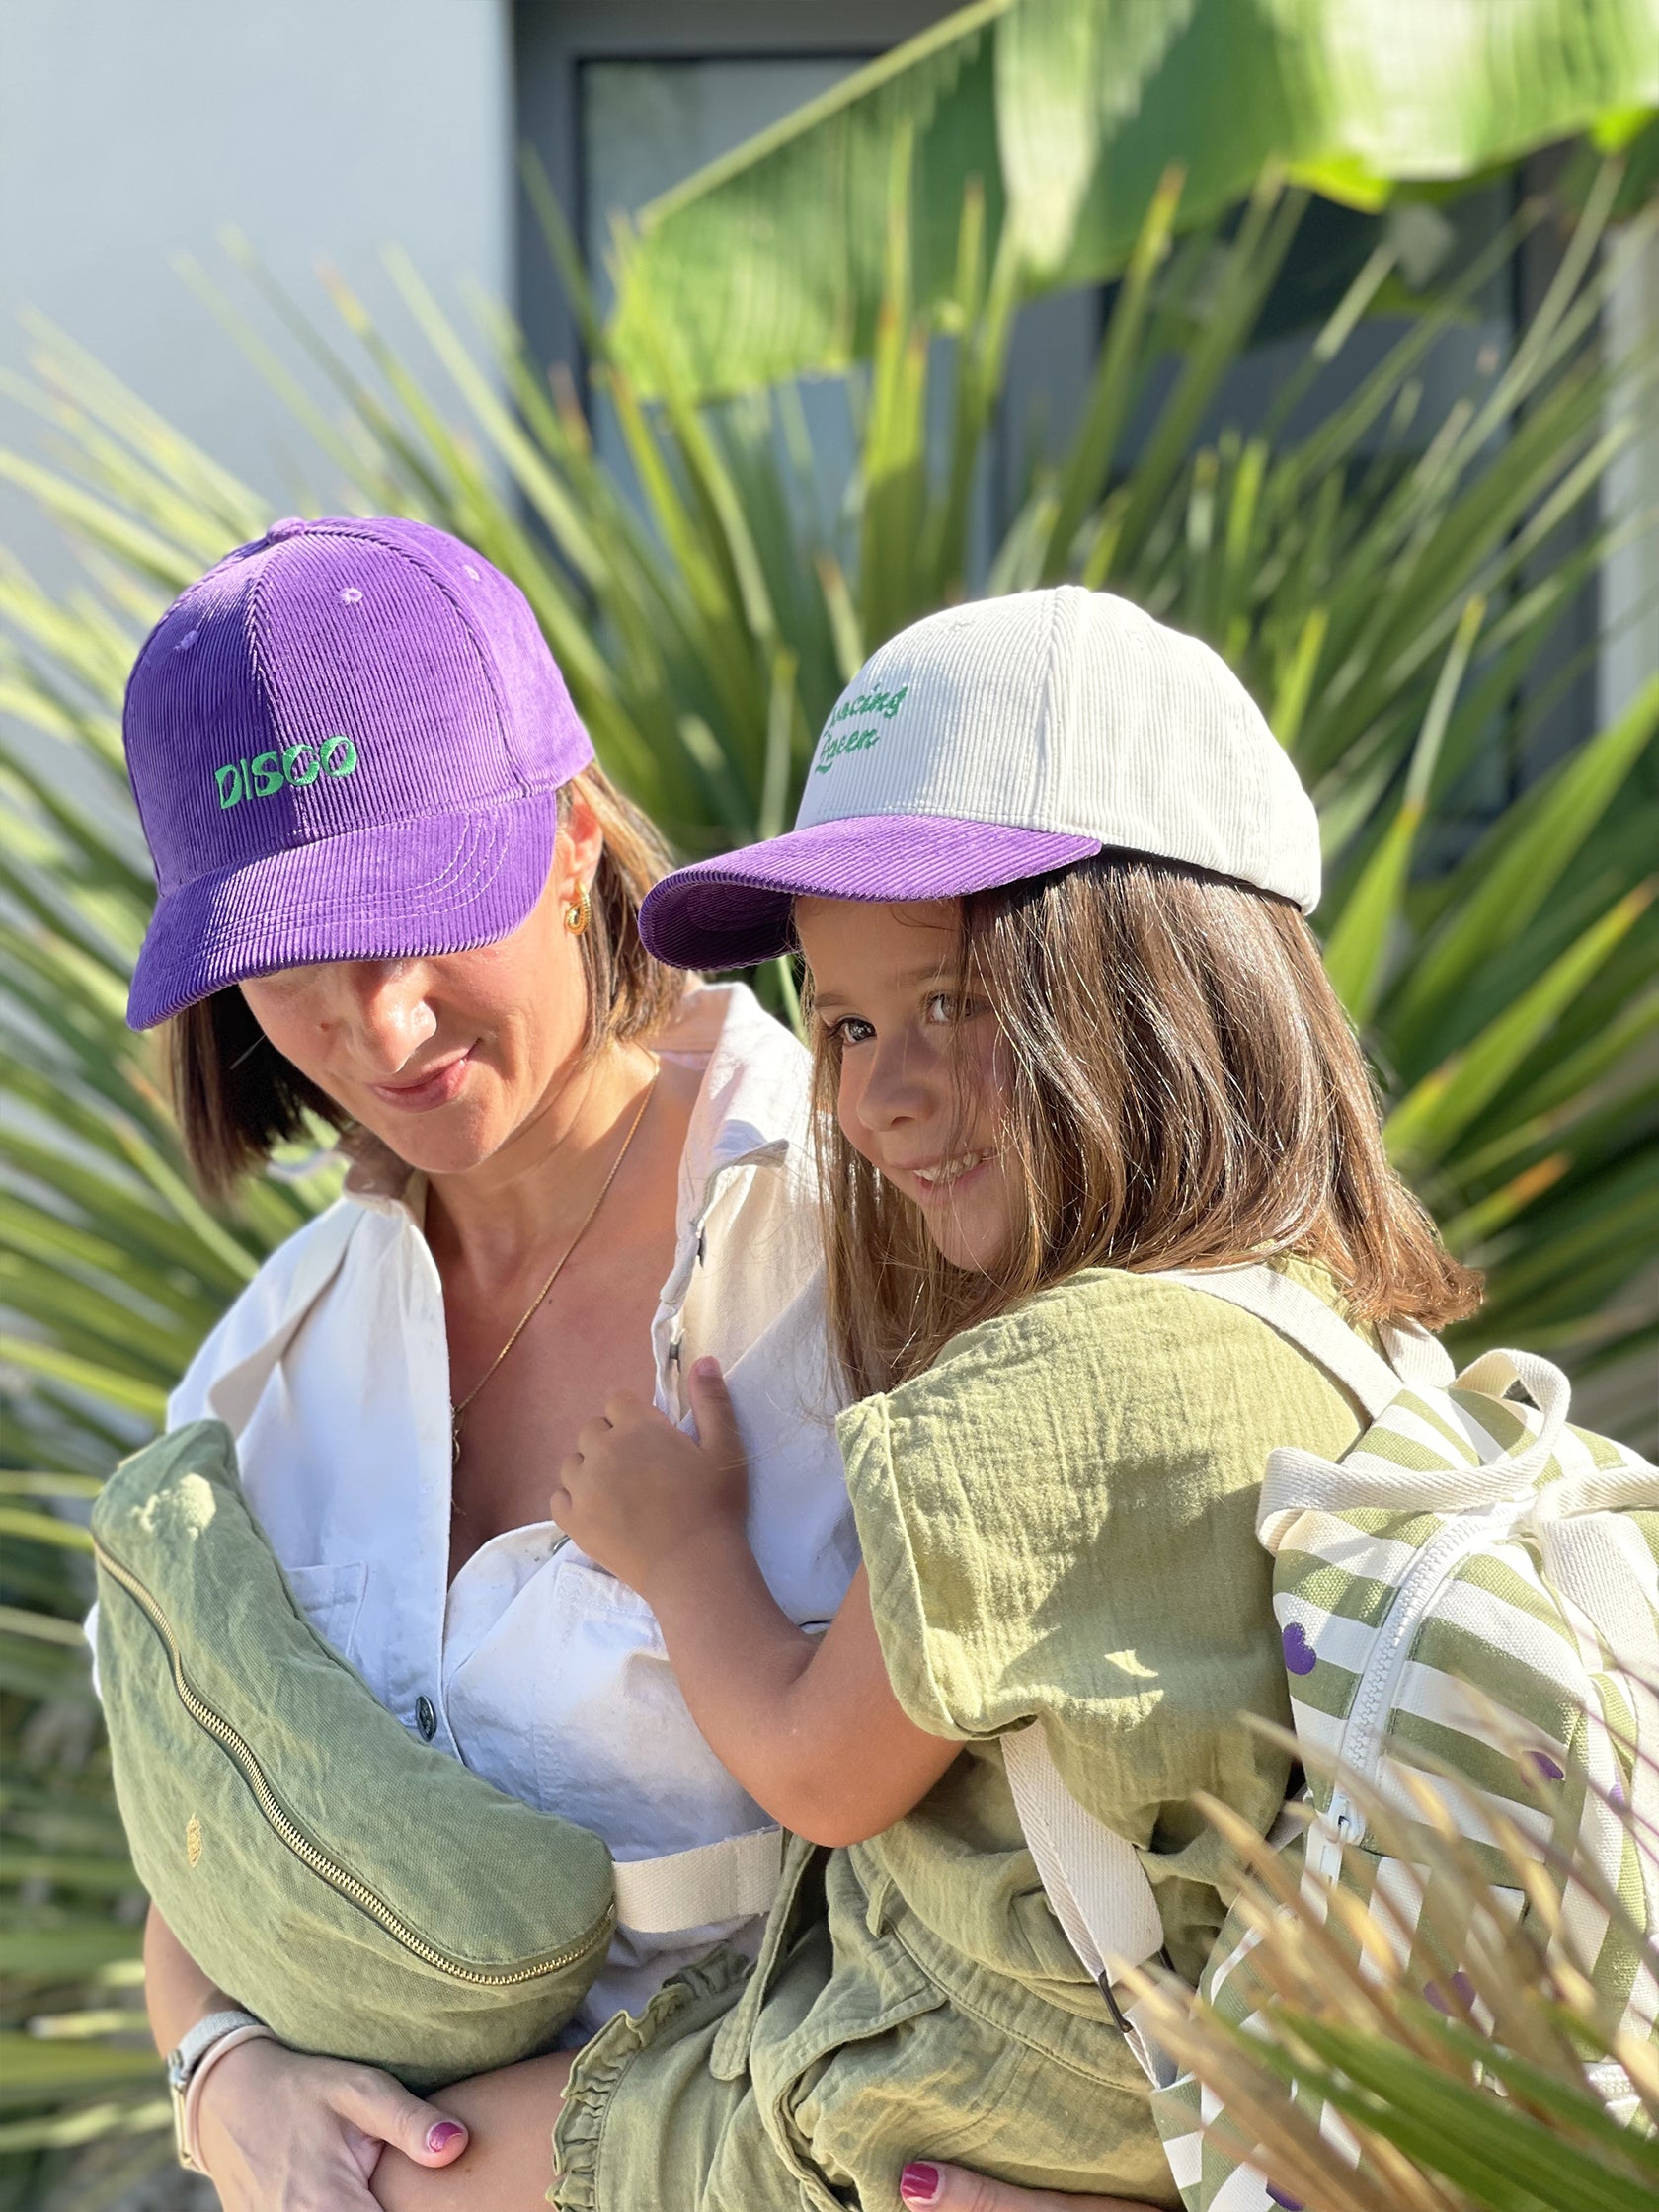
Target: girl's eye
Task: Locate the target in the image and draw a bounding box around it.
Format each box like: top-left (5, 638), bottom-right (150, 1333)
top-left (924, 991), bottom-right (972, 1025)
top-left (830, 1015), bottom-right (876, 1047)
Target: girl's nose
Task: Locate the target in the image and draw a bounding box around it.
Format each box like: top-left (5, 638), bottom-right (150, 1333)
top-left (854, 1032), bottom-right (941, 1135)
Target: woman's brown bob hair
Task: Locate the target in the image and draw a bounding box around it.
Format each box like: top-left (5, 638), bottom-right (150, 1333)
top-left (169, 765), bottom-right (685, 1199)
top-left (813, 855), bottom-right (1482, 1399)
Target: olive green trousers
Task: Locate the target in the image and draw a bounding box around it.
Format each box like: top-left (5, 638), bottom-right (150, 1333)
top-left (551, 1843), bottom-right (1177, 2212)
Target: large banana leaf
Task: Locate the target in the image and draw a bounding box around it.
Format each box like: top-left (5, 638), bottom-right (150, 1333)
top-left (608, 0), bottom-right (1659, 396)
top-left (1, 160), bottom-right (1654, 2189)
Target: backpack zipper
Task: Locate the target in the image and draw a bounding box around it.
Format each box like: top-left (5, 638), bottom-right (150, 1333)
top-left (1322, 1506), bottom-right (1514, 1850)
top-left (94, 1538), bottom-right (614, 1985)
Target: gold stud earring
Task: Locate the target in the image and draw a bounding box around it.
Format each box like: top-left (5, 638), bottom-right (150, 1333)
top-left (564, 881), bottom-right (592, 937)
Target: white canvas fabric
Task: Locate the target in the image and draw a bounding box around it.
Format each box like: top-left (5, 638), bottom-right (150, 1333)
top-left (801, 589), bottom-right (1321, 911)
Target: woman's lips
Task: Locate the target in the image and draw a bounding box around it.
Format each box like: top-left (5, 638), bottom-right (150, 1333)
top-left (366, 1048), bottom-right (475, 1113)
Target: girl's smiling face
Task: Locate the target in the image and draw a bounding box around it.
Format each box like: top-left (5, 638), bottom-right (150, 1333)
top-left (795, 895), bottom-right (1013, 1272)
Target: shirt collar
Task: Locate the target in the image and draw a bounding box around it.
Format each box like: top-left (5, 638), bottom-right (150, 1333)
top-left (664, 982), bottom-right (812, 1210)
top-left (340, 1130), bottom-right (427, 1224)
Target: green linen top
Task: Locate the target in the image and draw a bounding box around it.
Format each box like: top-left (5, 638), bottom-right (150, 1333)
top-left (837, 1262), bottom-right (1366, 1999)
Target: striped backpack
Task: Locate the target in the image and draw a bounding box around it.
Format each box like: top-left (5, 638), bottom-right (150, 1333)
top-left (1003, 1263), bottom-right (1659, 2211)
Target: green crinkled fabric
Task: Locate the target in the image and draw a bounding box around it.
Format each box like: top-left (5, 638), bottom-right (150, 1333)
top-left (839, 1263), bottom-right (1365, 1986)
top-left (552, 1843), bottom-right (1178, 2211)
top-left (552, 1946), bottom-right (754, 2211)
top-left (93, 1419), bottom-right (616, 2092)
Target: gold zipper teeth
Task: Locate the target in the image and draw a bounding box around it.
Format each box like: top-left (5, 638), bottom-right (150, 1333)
top-left (94, 1538), bottom-right (613, 1986)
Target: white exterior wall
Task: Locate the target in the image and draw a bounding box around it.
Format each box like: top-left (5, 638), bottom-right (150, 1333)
top-left (0, 0), bottom-right (513, 586)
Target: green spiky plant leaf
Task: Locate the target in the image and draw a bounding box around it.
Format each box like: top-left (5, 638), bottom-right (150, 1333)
top-left (1126, 1731), bottom-right (1659, 2212)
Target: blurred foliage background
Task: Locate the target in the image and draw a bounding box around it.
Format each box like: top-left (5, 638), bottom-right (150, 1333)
top-left (1, 6), bottom-right (1657, 2196)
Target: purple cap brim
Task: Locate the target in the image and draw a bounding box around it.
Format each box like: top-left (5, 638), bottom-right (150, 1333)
top-left (639, 815), bottom-right (1102, 972)
top-left (126, 791), bottom-right (559, 1028)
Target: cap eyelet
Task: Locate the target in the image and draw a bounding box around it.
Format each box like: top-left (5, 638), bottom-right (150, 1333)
top-left (340, 588), bottom-right (363, 605)
top-left (462, 564), bottom-right (481, 581)
top-left (174, 628), bottom-right (199, 653)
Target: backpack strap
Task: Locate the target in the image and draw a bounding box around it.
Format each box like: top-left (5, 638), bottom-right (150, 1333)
top-left (1158, 1264), bottom-right (1412, 1420)
top-left (611, 1824), bottom-right (785, 1935)
top-left (1001, 1722), bottom-right (1176, 2089)
top-left (1378, 1314), bottom-right (1457, 1395)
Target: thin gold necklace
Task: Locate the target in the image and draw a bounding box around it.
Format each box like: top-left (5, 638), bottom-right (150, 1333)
top-left (448, 1063), bottom-right (659, 1466)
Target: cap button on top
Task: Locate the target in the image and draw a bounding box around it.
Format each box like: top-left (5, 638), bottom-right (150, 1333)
top-left (264, 517), bottom-right (309, 543)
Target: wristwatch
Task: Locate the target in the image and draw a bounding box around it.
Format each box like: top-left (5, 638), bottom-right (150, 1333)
top-left (166, 2008), bottom-right (266, 2170)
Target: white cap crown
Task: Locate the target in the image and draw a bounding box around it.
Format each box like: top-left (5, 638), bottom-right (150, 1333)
top-left (800, 588), bottom-right (1320, 911)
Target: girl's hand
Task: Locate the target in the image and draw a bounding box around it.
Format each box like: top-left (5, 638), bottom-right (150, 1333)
top-left (550, 1358), bottom-right (750, 1595)
top-left (193, 2035), bottom-right (470, 2210)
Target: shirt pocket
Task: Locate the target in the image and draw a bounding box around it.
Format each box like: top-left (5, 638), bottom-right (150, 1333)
top-left (530, 1552), bottom-right (767, 1861)
top-left (284, 1561), bottom-right (369, 1664)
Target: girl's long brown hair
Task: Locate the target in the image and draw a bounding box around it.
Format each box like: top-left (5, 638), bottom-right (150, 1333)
top-left (812, 856), bottom-right (1481, 1398)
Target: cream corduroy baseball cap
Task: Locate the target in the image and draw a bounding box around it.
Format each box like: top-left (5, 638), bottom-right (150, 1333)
top-left (640, 588), bottom-right (1319, 970)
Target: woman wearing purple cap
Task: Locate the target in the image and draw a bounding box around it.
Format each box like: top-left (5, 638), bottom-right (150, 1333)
top-left (114, 522), bottom-right (1125, 2212)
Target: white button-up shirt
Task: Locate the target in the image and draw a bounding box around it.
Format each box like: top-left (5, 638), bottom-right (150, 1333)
top-left (157, 985), bottom-right (855, 2026)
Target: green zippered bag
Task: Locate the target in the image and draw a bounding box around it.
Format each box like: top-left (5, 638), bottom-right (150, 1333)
top-left (92, 1419), bottom-right (617, 2092)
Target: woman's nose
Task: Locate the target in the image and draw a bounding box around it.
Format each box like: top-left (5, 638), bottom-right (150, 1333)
top-left (340, 963), bottom-right (438, 1073)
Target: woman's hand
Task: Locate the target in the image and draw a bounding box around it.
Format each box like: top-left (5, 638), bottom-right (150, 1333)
top-left (193, 2035), bottom-right (470, 2210)
top-left (550, 1359), bottom-right (749, 1595)
top-left (901, 2164), bottom-right (1163, 2212)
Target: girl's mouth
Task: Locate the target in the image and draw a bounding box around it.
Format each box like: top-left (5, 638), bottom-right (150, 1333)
top-left (902, 1151), bottom-right (994, 1202)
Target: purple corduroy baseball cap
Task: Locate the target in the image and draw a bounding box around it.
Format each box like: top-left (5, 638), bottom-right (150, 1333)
top-left (122, 515), bottom-right (593, 1029)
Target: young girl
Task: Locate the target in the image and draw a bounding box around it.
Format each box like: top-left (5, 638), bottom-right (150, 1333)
top-left (540, 588), bottom-right (1480, 2211)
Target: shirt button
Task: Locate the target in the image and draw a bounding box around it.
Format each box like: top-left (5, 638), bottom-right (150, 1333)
top-left (416, 1697), bottom-right (438, 1741)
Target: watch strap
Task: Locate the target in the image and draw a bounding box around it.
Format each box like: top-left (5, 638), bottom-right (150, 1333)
top-left (181, 2020), bottom-right (277, 2172)
top-left (167, 2008), bottom-right (267, 2172)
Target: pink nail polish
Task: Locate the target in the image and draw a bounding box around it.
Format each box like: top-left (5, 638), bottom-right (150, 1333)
top-left (900, 2165), bottom-right (941, 2207)
top-left (427, 2121), bottom-right (466, 2153)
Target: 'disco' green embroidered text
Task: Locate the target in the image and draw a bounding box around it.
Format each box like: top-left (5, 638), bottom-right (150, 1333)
top-left (215, 733), bottom-right (358, 809)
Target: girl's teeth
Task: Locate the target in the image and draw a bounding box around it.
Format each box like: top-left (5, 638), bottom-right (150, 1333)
top-left (915, 1153), bottom-right (987, 1186)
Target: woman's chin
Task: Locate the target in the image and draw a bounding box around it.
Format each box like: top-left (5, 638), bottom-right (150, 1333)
top-left (354, 1096), bottom-right (507, 1180)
